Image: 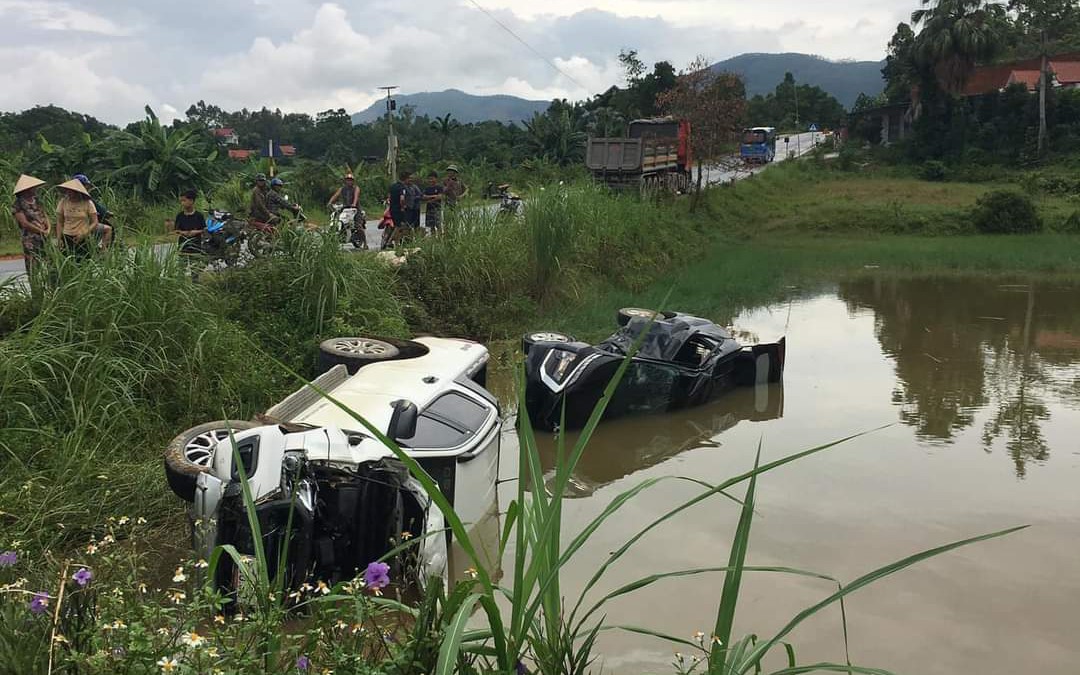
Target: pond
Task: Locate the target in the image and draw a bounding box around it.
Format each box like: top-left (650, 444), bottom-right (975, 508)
top-left (490, 277), bottom-right (1080, 674)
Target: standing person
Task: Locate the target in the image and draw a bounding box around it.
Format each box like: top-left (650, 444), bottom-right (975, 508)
top-left (173, 189), bottom-right (206, 256)
top-left (443, 164), bottom-right (469, 210)
top-left (422, 171), bottom-right (444, 234)
top-left (405, 173), bottom-right (423, 231)
top-left (56, 178), bottom-right (110, 259)
top-left (387, 170), bottom-right (410, 245)
top-left (11, 174), bottom-right (51, 276)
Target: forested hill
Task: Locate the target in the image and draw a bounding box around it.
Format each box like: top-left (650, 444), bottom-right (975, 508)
top-left (710, 53), bottom-right (885, 108)
top-left (351, 89), bottom-right (549, 125)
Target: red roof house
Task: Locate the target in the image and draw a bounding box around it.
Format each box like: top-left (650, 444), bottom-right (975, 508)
top-left (963, 53), bottom-right (1080, 95)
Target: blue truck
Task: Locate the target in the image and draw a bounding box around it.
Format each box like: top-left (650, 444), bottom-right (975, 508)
top-left (739, 126), bottom-right (777, 164)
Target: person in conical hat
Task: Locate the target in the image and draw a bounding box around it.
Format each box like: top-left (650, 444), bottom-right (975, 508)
top-left (56, 178), bottom-right (111, 257)
top-left (12, 174), bottom-right (51, 275)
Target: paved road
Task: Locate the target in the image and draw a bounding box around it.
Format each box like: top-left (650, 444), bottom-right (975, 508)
top-left (0, 135), bottom-right (828, 283)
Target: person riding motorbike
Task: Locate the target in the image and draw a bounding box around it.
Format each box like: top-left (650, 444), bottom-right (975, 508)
top-left (249, 174), bottom-right (275, 228)
top-left (327, 173), bottom-right (361, 215)
top-left (268, 177), bottom-right (302, 221)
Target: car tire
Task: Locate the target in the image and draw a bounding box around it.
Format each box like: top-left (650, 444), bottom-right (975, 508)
top-left (616, 307), bottom-right (675, 327)
top-left (165, 420), bottom-right (257, 502)
top-left (318, 337), bottom-right (401, 374)
top-left (521, 330), bottom-right (574, 356)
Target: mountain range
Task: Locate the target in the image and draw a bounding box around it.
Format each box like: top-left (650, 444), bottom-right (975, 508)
top-left (350, 53), bottom-right (886, 125)
top-left (710, 53), bottom-right (885, 108)
top-left (351, 89), bottom-right (549, 125)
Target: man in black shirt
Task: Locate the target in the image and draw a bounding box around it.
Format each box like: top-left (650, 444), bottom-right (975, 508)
top-left (422, 171), bottom-right (444, 233)
top-left (387, 170), bottom-right (410, 244)
top-left (174, 189), bottom-right (206, 255)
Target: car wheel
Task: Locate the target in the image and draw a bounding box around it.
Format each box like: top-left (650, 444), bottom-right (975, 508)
top-left (318, 336), bottom-right (402, 374)
top-left (521, 330), bottom-right (574, 356)
top-left (165, 420), bottom-right (257, 502)
top-left (616, 307), bottom-right (675, 327)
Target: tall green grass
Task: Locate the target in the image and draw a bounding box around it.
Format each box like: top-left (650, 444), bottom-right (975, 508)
top-left (398, 184), bottom-right (703, 338)
top-left (0, 248), bottom-right (285, 554)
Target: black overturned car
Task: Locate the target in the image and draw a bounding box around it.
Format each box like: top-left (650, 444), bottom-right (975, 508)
top-left (523, 308), bottom-right (786, 431)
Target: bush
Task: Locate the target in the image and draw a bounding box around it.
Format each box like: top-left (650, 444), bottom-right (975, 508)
top-left (1061, 210), bottom-right (1080, 233)
top-left (209, 228), bottom-right (409, 376)
top-left (970, 189), bottom-right (1042, 234)
top-left (920, 160), bottom-right (948, 182)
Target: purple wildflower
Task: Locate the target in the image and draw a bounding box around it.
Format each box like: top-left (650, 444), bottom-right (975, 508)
top-left (363, 562), bottom-right (390, 591)
top-left (516, 660), bottom-right (530, 675)
top-left (72, 568), bottom-right (92, 587)
top-left (29, 592), bottom-right (49, 615)
top-left (296, 655), bottom-right (310, 671)
top-left (0, 551), bottom-right (16, 566)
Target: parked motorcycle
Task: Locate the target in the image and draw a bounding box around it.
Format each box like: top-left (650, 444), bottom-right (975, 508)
top-left (202, 209), bottom-right (247, 266)
top-left (330, 203), bottom-right (368, 249)
top-left (498, 188), bottom-right (522, 217)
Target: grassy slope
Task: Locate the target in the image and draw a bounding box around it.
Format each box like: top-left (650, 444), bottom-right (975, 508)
top-left (538, 162), bottom-right (1080, 340)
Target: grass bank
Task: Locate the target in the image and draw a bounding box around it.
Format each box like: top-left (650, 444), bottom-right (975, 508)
top-left (535, 161), bottom-right (1080, 340)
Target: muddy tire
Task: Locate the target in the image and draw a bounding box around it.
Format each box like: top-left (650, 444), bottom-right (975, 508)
top-left (318, 337), bottom-right (401, 374)
top-left (521, 330), bottom-right (574, 357)
top-left (165, 420), bottom-right (257, 502)
top-left (616, 307), bottom-right (675, 327)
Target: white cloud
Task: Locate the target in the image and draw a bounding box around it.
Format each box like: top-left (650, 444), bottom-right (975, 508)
top-left (0, 0), bottom-right (905, 123)
top-left (0, 0), bottom-right (130, 35)
top-left (0, 45), bottom-right (154, 121)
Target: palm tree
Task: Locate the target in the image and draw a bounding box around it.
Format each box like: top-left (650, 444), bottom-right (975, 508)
top-left (522, 110), bottom-right (587, 166)
top-left (911, 0), bottom-right (1006, 95)
top-left (107, 106), bottom-right (218, 200)
top-left (430, 113), bottom-right (459, 160)
top-left (584, 106), bottom-right (625, 137)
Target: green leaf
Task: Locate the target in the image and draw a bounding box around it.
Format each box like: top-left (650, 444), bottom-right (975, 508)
top-left (710, 445), bottom-right (762, 673)
top-left (604, 624), bottom-right (702, 650)
top-left (436, 593), bottom-right (484, 675)
top-left (768, 664), bottom-right (898, 675)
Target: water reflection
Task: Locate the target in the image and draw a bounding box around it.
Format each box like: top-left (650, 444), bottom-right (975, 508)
top-left (534, 382), bottom-right (784, 496)
top-left (838, 277), bottom-right (1080, 476)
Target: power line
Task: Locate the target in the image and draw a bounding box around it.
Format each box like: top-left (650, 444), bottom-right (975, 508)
top-left (464, 0), bottom-right (589, 91)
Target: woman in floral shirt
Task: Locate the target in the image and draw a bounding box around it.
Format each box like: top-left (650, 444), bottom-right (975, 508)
top-left (11, 174), bottom-right (51, 275)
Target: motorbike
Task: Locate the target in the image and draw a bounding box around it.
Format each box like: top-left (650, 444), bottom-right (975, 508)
top-left (498, 186), bottom-right (522, 217)
top-left (377, 205), bottom-right (395, 249)
top-left (330, 203), bottom-right (368, 249)
top-left (202, 209), bottom-right (248, 266)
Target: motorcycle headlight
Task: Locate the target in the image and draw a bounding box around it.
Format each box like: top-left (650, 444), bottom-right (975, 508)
top-left (543, 349), bottom-right (578, 384)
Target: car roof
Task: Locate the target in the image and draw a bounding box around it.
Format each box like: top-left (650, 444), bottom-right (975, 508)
top-left (292, 337), bottom-right (490, 430)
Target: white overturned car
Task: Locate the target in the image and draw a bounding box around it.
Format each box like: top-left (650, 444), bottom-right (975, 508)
top-left (163, 335), bottom-right (499, 596)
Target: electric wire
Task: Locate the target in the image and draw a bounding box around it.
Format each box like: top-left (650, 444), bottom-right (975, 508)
top-left (464, 0), bottom-right (589, 91)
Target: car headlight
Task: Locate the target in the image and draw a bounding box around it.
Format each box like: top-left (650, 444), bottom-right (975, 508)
top-left (543, 349), bottom-right (578, 384)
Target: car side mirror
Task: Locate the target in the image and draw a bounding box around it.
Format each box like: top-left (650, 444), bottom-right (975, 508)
top-left (388, 399), bottom-right (418, 440)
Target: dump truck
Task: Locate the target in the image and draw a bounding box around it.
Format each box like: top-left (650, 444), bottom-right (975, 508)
top-left (585, 117), bottom-right (693, 193)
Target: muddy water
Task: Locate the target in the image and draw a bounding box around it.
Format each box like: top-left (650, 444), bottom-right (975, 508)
top-left (490, 277), bottom-right (1080, 675)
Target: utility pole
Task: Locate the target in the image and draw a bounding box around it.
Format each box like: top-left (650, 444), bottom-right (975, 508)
top-left (792, 77), bottom-right (801, 157)
top-left (380, 86), bottom-right (399, 179)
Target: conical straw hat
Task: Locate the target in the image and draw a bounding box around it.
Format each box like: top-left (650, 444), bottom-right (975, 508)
top-left (13, 174), bottom-right (45, 195)
top-left (57, 178), bottom-right (91, 197)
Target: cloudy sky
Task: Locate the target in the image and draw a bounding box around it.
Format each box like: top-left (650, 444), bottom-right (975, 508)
top-left (0, 0), bottom-right (912, 124)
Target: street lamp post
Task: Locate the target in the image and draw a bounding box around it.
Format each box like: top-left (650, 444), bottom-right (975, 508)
top-left (380, 86), bottom-right (398, 179)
